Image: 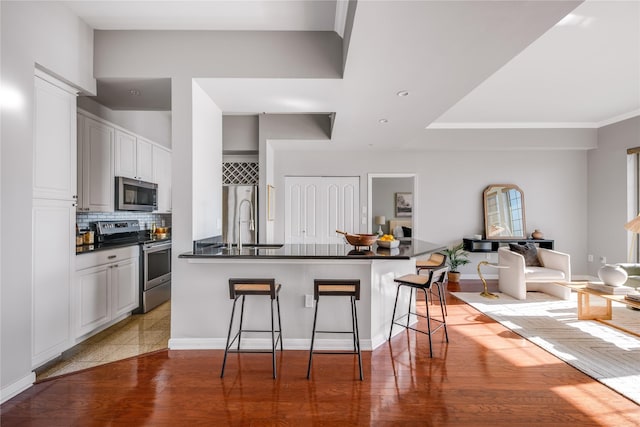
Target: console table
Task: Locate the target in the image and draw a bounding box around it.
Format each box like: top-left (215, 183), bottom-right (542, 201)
top-left (463, 238), bottom-right (554, 253)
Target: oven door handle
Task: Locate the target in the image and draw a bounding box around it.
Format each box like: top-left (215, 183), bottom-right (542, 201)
top-left (143, 242), bottom-right (172, 252)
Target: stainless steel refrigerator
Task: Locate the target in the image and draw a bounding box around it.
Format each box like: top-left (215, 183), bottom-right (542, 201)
top-left (223, 185), bottom-right (258, 245)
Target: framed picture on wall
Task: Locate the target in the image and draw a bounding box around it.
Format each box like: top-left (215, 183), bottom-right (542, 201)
top-left (395, 192), bottom-right (413, 217)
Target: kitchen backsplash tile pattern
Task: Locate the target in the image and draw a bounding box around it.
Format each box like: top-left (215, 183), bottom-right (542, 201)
top-left (76, 212), bottom-right (172, 231)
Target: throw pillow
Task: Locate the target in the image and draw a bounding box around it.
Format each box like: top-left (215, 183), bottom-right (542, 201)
top-left (508, 243), bottom-right (541, 267)
top-left (402, 226), bottom-right (412, 237)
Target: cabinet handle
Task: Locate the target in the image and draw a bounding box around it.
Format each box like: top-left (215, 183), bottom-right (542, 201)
top-left (72, 203), bottom-right (77, 207)
top-left (112, 264), bottom-right (118, 268)
top-left (108, 255), bottom-right (117, 259)
top-left (73, 195), bottom-right (78, 199)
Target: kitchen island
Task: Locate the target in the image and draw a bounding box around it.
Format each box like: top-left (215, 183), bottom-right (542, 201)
top-left (174, 239), bottom-right (445, 351)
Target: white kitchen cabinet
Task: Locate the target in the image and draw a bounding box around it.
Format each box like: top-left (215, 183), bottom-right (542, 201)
top-left (31, 72), bottom-right (77, 369)
top-left (153, 145), bottom-right (172, 213)
top-left (32, 199), bottom-right (75, 368)
top-left (78, 115), bottom-right (115, 212)
top-left (76, 264), bottom-right (110, 337)
top-left (33, 75), bottom-right (77, 201)
top-left (75, 246), bottom-right (140, 339)
top-left (115, 130), bottom-right (154, 182)
top-left (111, 258), bottom-right (140, 318)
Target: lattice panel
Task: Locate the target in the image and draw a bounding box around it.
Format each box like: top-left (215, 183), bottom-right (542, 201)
top-left (223, 162), bottom-right (259, 184)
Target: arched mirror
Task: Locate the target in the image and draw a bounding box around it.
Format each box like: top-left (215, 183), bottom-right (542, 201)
top-left (483, 184), bottom-right (526, 239)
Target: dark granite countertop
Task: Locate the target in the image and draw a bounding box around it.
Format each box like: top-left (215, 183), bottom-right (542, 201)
top-left (179, 239), bottom-right (445, 260)
top-left (76, 233), bottom-right (171, 255)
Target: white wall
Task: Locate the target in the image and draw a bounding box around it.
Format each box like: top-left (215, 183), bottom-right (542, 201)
top-left (273, 145), bottom-right (589, 276)
top-left (192, 81), bottom-right (222, 241)
top-left (223, 115), bottom-right (258, 152)
top-left (1, 1), bottom-right (94, 400)
top-left (77, 97), bottom-right (172, 148)
top-left (588, 116), bottom-right (640, 276)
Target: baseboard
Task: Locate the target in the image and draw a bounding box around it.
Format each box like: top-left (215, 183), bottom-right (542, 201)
top-left (1, 372), bottom-right (35, 404)
top-left (169, 337), bottom-right (373, 351)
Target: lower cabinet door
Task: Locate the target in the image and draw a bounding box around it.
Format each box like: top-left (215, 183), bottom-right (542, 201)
top-left (112, 257), bottom-right (140, 319)
top-left (76, 265), bottom-right (110, 338)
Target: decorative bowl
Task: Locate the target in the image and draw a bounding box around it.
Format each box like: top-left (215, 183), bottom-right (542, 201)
top-left (338, 231), bottom-right (378, 247)
top-left (377, 239), bottom-right (399, 248)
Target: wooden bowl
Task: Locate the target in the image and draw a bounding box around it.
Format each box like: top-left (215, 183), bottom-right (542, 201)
top-left (343, 233), bottom-right (378, 247)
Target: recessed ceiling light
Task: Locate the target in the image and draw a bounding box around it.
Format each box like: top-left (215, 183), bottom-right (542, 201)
top-left (378, 119), bottom-right (388, 124)
top-left (128, 89), bottom-right (141, 96)
top-left (397, 90), bottom-right (409, 97)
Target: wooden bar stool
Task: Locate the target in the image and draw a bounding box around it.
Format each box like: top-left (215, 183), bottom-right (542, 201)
top-left (221, 278), bottom-right (283, 379)
top-left (388, 267), bottom-right (449, 357)
top-left (307, 279), bottom-right (363, 381)
top-left (416, 252), bottom-right (448, 316)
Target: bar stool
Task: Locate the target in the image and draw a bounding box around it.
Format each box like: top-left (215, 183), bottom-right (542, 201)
top-left (307, 279), bottom-right (363, 381)
top-left (415, 252), bottom-right (448, 316)
top-left (221, 278), bottom-right (283, 379)
top-left (388, 266), bottom-right (449, 357)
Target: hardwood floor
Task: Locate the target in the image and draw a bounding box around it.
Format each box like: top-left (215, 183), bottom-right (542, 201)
top-left (2, 280), bottom-right (639, 426)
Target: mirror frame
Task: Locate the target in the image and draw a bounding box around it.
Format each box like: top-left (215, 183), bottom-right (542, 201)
top-left (483, 184), bottom-right (526, 240)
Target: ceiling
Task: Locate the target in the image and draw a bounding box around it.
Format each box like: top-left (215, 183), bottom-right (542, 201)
top-left (67, 0), bottom-right (640, 150)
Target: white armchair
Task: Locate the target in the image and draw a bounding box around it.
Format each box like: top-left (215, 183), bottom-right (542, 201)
top-left (498, 246), bottom-right (571, 300)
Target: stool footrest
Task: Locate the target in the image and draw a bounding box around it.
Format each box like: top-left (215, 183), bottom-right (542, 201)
top-left (226, 349), bottom-right (279, 354)
top-left (315, 330), bottom-right (354, 334)
top-left (310, 350), bottom-right (360, 355)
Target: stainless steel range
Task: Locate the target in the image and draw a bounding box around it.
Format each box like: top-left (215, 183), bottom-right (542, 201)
top-left (95, 220), bottom-right (171, 314)
top-left (140, 239), bottom-right (171, 313)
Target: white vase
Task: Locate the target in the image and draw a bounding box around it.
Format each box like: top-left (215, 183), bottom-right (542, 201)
top-left (597, 264), bottom-right (628, 287)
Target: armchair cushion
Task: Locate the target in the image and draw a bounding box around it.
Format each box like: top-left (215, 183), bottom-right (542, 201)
top-left (508, 243), bottom-right (541, 267)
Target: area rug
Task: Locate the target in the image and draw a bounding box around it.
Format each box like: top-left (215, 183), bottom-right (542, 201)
top-left (452, 291), bottom-right (640, 405)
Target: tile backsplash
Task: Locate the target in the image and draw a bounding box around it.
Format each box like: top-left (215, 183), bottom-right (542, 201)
top-left (76, 212), bottom-right (172, 231)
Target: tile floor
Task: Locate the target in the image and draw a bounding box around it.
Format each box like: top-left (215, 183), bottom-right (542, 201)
top-left (36, 301), bottom-right (170, 381)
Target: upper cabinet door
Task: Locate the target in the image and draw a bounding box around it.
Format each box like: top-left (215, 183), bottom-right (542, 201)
top-left (81, 117), bottom-right (114, 212)
top-left (114, 129), bottom-right (137, 179)
top-left (33, 76), bottom-right (77, 200)
top-left (136, 138), bottom-right (154, 182)
top-left (153, 145), bottom-right (172, 213)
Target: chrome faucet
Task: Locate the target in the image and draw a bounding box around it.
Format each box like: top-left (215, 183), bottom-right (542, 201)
top-left (237, 199), bottom-right (255, 251)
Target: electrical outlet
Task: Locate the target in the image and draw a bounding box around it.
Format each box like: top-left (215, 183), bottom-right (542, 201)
top-left (305, 294), bottom-right (314, 308)
top-left (600, 256), bottom-right (607, 264)
top-left (361, 216), bottom-right (366, 224)
top-left (587, 254), bottom-right (594, 262)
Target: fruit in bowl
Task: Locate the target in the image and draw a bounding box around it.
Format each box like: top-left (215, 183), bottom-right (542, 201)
top-left (377, 234), bottom-right (399, 248)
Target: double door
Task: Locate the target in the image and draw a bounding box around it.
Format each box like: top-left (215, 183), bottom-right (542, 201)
top-left (284, 177), bottom-right (359, 244)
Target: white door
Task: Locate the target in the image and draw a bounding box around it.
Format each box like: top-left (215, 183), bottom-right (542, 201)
top-left (32, 199), bottom-right (74, 367)
top-left (33, 76), bottom-right (77, 200)
top-left (285, 177), bottom-right (359, 244)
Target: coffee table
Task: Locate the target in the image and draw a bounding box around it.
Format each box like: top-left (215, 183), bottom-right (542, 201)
top-left (556, 281), bottom-right (640, 337)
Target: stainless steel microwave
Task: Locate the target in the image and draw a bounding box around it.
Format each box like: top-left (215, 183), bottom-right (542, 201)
top-left (115, 176), bottom-right (158, 212)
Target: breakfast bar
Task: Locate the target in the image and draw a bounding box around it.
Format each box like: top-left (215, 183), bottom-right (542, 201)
top-left (176, 239), bottom-right (444, 351)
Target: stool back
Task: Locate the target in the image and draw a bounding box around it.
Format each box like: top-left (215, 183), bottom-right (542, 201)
top-left (229, 278), bottom-right (278, 299)
top-left (314, 279), bottom-right (360, 300)
top-left (428, 266), bottom-right (449, 288)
